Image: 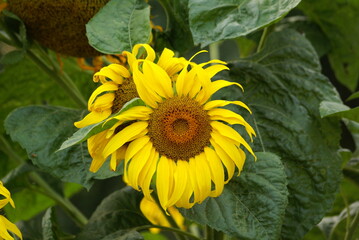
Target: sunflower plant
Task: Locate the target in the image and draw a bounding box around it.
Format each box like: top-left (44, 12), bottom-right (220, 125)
top-left (0, 0), bottom-right (358, 240)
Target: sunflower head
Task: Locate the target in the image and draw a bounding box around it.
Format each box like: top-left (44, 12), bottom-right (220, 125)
top-left (0, 181), bottom-right (22, 240)
top-left (77, 44), bottom-right (256, 211)
top-left (8, 0), bottom-right (109, 57)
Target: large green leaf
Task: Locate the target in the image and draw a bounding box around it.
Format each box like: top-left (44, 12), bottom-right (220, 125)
top-left (320, 101), bottom-right (359, 123)
top-left (76, 187), bottom-right (150, 240)
top-left (188, 0), bottom-right (301, 46)
top-left (181, 152), bottom-right (288, 240)
top-left (4, 105), bottom-right (121, 189)
top-left (86, 0), bottom-right (151, 54)
top-left (227, 29), bottom-right (342, 239)
top-left (299, 0), bottom-right (359, 92)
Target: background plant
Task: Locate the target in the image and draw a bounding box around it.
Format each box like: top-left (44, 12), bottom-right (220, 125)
top-left (0, 0), bottom-right (358, 239)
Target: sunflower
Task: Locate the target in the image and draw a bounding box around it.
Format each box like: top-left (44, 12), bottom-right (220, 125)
top-left (74, 45), bottom-right (188, 172)
top-left (140, 197), bottom-right (184, 233)
top-left (0, 182), bottom-right (22, 240)
top-left (92, 44), bottom-right (256, 211)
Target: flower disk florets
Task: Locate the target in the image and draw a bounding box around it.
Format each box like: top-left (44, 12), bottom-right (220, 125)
top-left (148, 96), bottom-right (211, 161)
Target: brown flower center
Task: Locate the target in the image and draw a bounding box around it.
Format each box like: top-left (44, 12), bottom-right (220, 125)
top-left (111, 78), bottom-right (138, 113)
top-left (148, 96), bottom-right (212, 161)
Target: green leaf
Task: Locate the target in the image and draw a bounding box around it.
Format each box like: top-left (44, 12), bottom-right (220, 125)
top-left (42, 208), bottom-right (56, 240)
top-left (280, 18), bottom-right (331, 57)
top-left (4, 188), bottom-right (55, 222)
top-left (0, 50), bottom-right (26, 65)
top-left (77, 187), bottom-right (150, 240)
top-left (320, 101), bottom-right (359, 122)
top-left (86, 0), bottom-right (151, 54)
top-left (141, 232), bottom-right (167, 240)
top-left (2, 10), bottom-right (28, 48)
top-left (228, 29), bottom-right (342, 239)
top-left (4, 105), bottom-right (121, 189)
top-left (1, 162), bottom-right (35, 185)
top-left (42, 207), bottom-right (75, 240)
top-left (59, 98), bottom-right (145, 151)
top-left (347, 91), bottom-right (359, 101)
top-left (188, 0), bottom-right (301, 46)
top-left (180, 152), bottom-right (288, 240)
top-left (299, 0), bottom-right (359, 91)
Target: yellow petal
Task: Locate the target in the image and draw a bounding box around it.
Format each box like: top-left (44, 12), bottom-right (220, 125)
top-left (133, 62), bottom-right (160, 108)
top-left (74, 110), bottom-right (112, 128)
top-left (103, 121), bottom-right (148, 158)
top-left (204, 64), bottom-right (229, 78)
top-left (0, 215), bottom-right (22, 240)
top-left (110, 151), bottom-right (117, 171)
top-left (204, 147), bottom-right (225, 197)
top-left (88, 82), bottom-right (118, 110)
top-left (193, 153), bottom-right (212, 203)
top-left (210, 140), bottom-right (235, 183)
top-left (167, 206), bottom-right (186, 230)
top-left (90, 93), bottom-right (115, 112)
top-left (142, 60), bottom-right (173, 99)
top-left (88, 131), bottom-right (111, 172)
top-left (110, 145), bottom-right (126, 171)
top-left (208, 108), bottom-right (256, 140)
top-left (125, 136), bottom-right (151, 161)
top-left (140, 198), bottom-right (170, 233)
top-left (139, 147), bottom-right (159, 200)
top-left (94, 64), bottom-right (130, 84)
top-left (204, 99), bottom-right (251, 113)
top-left (198, 59), bottom-right (227, 68)
top-left (156, 156), bottom-right (174, 211)
top-left (175, 66), bottom-right (189, 97)
top-left (188, 157), bottom-right (200, 203)
top-left (214, 79), bottom-right (243, 91)
top-left (174, 161), bottom-right (195, 208)
top-left (167, 160), bottom-right (188, 207)
top-left (210, 132), bottom-right (246, 173)
top-left (0, 182), bottom-right (13, 209)
top-left (132, 44), bottom-right (156, 62)
top-left (127, 141), bottom-right (152, 190)
top-left (112, 106), bottom-right (152, 121)
top-left (211, 121), bottom-right (255, 158)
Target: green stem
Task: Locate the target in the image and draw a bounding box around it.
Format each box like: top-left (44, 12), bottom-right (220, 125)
top-left (209, 42), bottom-right (221, 60)
top-left (28, 172), bottom-right (88, 227)
top-left (26, 50), bottom-right (87, 108)
top-left (0, 136), bottom-right (88, 227)
top-left (345, 210), bottom-right (359, 240)
top-left (256, 27), bottom-right (269, 53)
top-left (133, 225), bottom-right (202, 240)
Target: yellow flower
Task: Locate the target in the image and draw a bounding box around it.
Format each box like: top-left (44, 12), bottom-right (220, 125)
top-left (0, 182), bottom-right (22, 240)
top-left (75, 45), bottom-right (188, 172)
top-left (95, 44), bottom-right (256, 210)
top-left (140, 198), bottom-right (184, 233)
